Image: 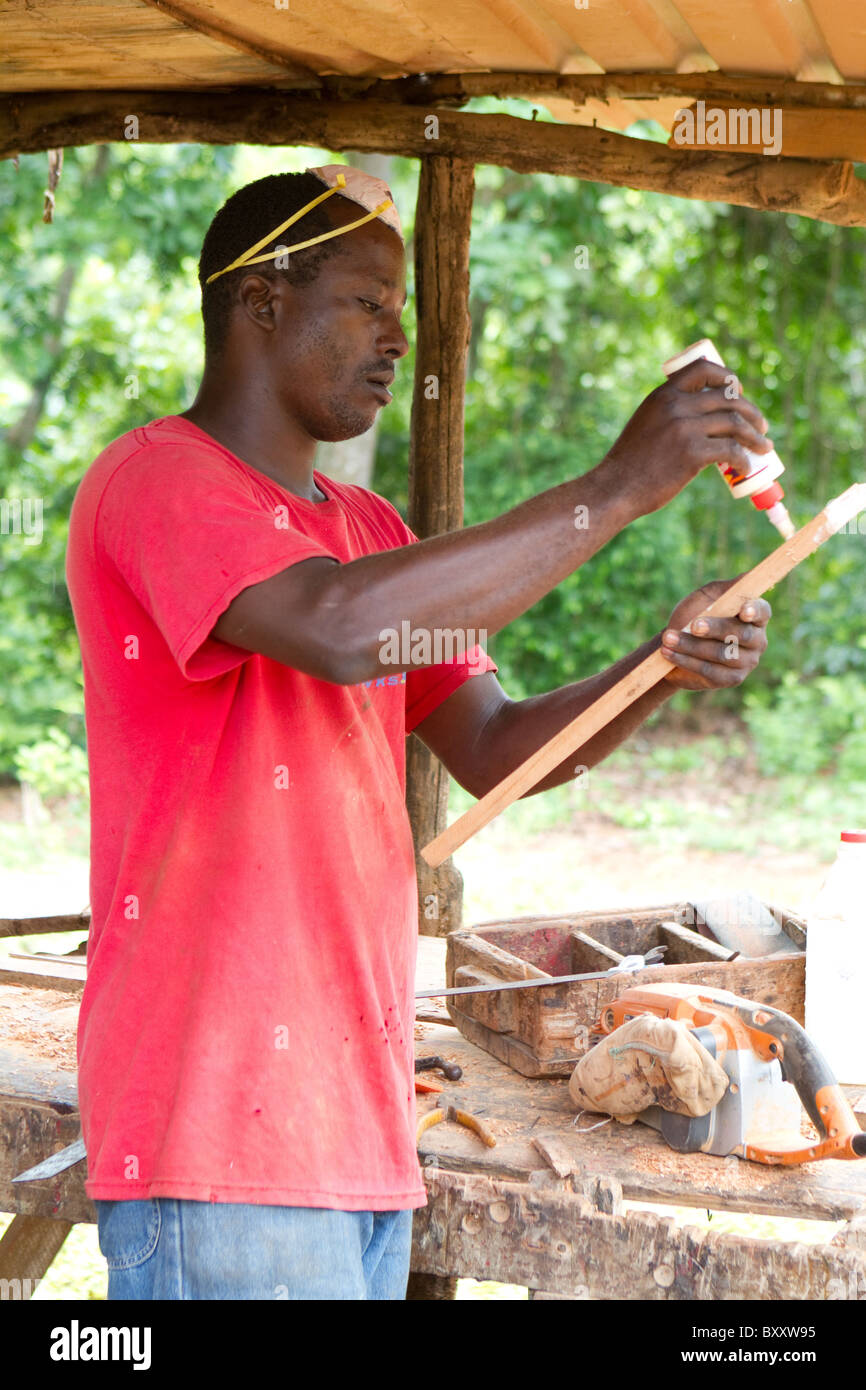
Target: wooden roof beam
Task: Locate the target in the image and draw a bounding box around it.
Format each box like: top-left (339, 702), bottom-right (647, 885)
top-left (3, 90), bottom-right (866, 227)
top-left (287, 70), bottom-right (866, 112)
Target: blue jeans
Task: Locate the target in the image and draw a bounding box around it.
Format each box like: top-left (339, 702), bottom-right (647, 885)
top-left (94, 1198), bottom-right (413, 1300)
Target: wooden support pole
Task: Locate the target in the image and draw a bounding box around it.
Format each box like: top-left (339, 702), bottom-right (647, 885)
top-left (4, 93), bottom-right (866, 226)
top-left (423, 483), bottom-right (866, 867)
top-left (0, 911), bottom-right (89, 939)
top-left (405, 157), bottom-right (475, 940)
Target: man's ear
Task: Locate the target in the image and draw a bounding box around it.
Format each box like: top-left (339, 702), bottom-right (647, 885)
top-left (237, 273), bottom-right (282, 334)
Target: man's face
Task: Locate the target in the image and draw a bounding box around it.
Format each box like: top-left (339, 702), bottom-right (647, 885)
top-left (264, 203), bottom-right (409, 443)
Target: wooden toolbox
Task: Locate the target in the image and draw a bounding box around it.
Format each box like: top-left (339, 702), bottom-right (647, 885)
top-left (445, 902), bottom-right (806, 1078)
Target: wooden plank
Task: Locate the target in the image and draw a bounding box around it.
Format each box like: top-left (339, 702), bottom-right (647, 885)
top-left (414, 1024), bottom-right (866, 1221)
top-left (405, 156), bottom-right (474, 940)
top-left (0, 958), bottom-right (85, 993)
top-left (659, 920), bottom-right (739, 964)
top-left (415, 934), bottom-right (447, 992)
top-left (415, 1001), bottom-right (454, 1026)
top-left (413, 1169), bottom-right (866, 1298)
top-left (570, 931), bottom-right (623, 969)
top-left (0, 1214), bottom-right (73, 1300)
top-left (6, 951), bottom-right (85, 967)
top-left (415, 935), bottom-right (455, 1025)
top-left (0, 912), bottom-right (89, 939)
top-left (135, 0), bottom-right (321, 83)
top-left (669, 104), bottom-right (866, 162)
top-left (5, 93), bottom-right (866, 227)
top-left (533, 1133), bottom-right (579, 1179)
top-left (423, 484), bottom-right (866, 866)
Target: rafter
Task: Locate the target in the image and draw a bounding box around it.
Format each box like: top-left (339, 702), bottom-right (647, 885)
top-left (3, 90), bottom-right (866, 227)
top-left (137, 0), bottom-right (322, 84)
top-left (323, 69), bottom-right (866, 111)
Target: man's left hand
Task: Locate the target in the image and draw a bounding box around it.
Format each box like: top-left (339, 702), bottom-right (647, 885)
top-left (660, 582), bottom-right (771, 692)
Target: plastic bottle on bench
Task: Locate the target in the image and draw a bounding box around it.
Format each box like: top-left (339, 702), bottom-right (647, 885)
top-left (805, 830), bottom-right (866, 1084)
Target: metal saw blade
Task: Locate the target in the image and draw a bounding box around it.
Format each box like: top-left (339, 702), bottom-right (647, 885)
top-left (12, 1136), bottom-right (87, 1182)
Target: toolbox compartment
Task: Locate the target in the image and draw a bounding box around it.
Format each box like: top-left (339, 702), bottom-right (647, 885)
top-left (445, 902), bottom-right (805, 1078)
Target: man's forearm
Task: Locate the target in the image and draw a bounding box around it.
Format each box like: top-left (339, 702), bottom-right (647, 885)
top-left (217, 457), bottom-right (642, 684)
top-left (472, 636), bottom-right (674, 797)
top-left (320, 460), bottom-right (637, 680)
top-left (214, 360), bottom-right (776, 686)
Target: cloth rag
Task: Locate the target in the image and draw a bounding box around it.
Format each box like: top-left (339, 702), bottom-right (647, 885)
top-left (569, 1015), bottom-right (729, 1124)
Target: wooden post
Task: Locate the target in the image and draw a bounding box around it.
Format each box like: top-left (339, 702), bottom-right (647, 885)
top-left (405, 156), bottom-right (475, 941)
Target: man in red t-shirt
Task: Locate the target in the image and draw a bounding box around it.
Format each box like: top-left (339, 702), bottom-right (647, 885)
top-left (66, 166), bottom-right (774, 1300)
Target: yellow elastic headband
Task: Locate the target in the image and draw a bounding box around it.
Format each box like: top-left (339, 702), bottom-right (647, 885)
top-left (205, 173), bottom-right (395, 285)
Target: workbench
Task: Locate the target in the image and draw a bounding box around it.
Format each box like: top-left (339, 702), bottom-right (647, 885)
top-left (412, 937), bottom-right (866, 1299)
top-left (3, 940), bottom-right (866, 1300)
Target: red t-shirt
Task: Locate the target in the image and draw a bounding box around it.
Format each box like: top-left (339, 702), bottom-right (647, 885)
top-left (65, 415), bottom-right (494, 1210)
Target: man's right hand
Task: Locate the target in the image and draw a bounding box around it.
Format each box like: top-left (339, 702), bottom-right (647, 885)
top-left (598, 357), bottom-right (775, 517)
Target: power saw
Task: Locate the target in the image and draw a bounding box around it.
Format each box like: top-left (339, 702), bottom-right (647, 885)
top-left (595, 982), bottom-right (866, 1166)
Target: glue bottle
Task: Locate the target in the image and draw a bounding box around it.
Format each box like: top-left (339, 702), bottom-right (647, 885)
top-left (805, 830), bottom-right (866, 1084)
top-left (663, 338), bottom-right (795, 539)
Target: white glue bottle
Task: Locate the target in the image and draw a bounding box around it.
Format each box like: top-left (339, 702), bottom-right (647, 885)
top-left (805, 830), bottom-right (866, 1084)
top-left (663, 338), bottom-right (795, 539)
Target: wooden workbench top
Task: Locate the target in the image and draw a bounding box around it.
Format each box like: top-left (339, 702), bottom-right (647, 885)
top-left (414, 1018), bottom-right (866, 1223)
top-left (4, 943), bottom-right (866, 1227)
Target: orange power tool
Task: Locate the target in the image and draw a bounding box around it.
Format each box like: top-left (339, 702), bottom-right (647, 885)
top-left (596, 982), bottom-right (866, 1166)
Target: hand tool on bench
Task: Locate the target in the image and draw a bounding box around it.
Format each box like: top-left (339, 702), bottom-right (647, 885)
top-left (415, 1075), bottom-right (444, 1094)
top-left (415, 943), bottom-right (668, 1000)
top-left (422, 483), bottom-right (866, 867)
top-left (415, 1055), bottom-right (463, 1080)
top-left (416, 1101), bottom-right (497, 1148)
top-left (589, 982), bottom-right (866, 1165)
top-left (13, 1136), bottom-right (87, 1182)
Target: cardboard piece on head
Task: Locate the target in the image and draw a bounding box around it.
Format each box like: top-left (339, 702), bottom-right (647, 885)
top-left (307, 164), bottom-right (404, 244)
top-left (205, 165), bottom-right (403, 285)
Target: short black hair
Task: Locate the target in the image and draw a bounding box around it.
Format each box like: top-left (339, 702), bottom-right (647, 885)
top-left (198, 171), bottom-right (349, 360)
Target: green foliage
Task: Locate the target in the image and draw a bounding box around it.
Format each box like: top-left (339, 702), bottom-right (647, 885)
top-left (743, 672), bottom-right (866, 779)
top-left (13, 727), bottom-right (89, 803)
top-left (375, 156), bottom-right (866, 710)
top-left (2, 131), bottom-right (866, 775)
top-left (1, 143), bottom-right (236, 768)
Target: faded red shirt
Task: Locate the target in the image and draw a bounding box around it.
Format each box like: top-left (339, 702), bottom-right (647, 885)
top-left (65, 415), bottom-right (493, 1209)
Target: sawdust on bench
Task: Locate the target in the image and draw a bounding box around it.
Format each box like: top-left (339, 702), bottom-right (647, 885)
top-left (0, 983), bottom-right (79, 1070)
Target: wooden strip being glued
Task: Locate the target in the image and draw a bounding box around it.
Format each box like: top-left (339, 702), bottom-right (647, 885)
top-left (423, 484), bottom-right (866, 866)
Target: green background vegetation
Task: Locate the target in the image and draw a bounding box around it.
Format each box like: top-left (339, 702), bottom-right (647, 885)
top-left (2, 116), bottom-right (866, 800)
top-left (2, 124), bottom-right (864, 1297)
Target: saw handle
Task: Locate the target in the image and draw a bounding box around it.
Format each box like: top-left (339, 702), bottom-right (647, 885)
top-left (746, 1006), bottom-right (866, 1163)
